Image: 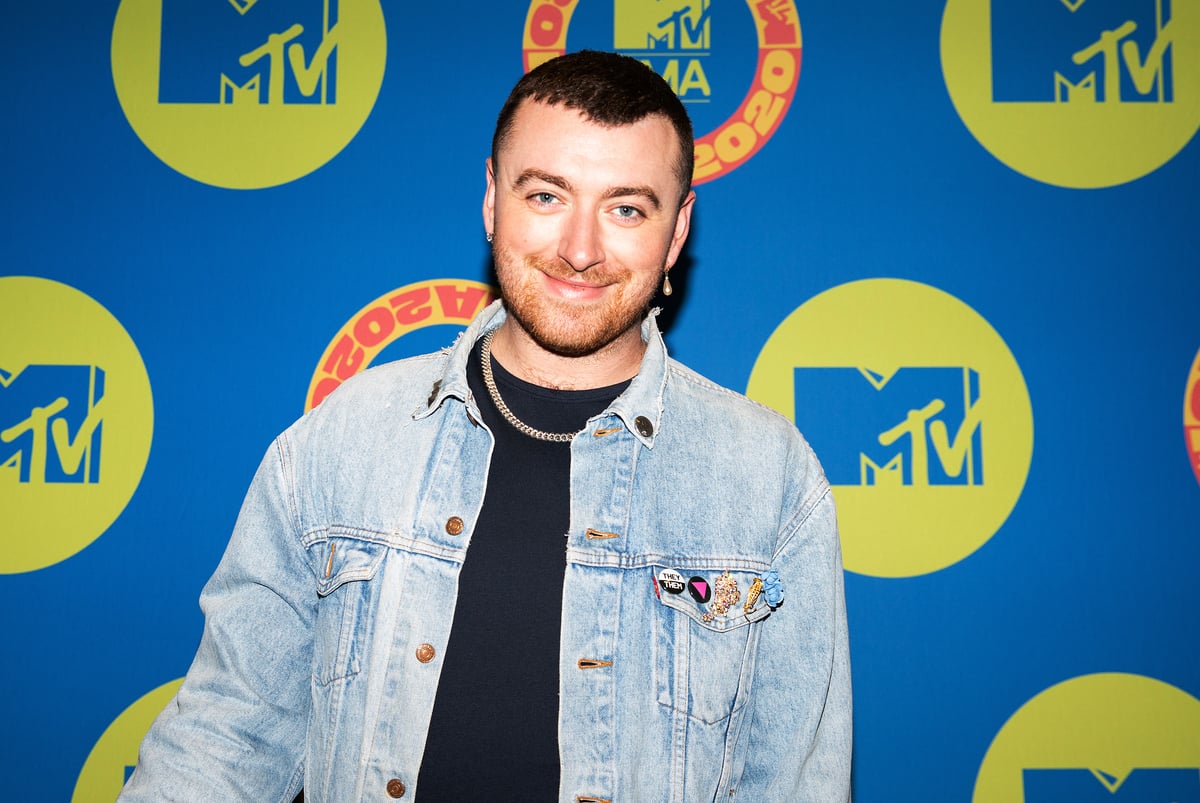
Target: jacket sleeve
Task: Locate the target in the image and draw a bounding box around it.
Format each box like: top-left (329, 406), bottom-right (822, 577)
top-left (738, 468), bottom-right (853, 802)
top-left (119, 434), bottom-right (312, 803)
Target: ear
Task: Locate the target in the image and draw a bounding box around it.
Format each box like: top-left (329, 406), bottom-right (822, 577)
top-left (664, 190), bottom-right (696, 269)
top-left (483, 157), bottom-right (497, 237)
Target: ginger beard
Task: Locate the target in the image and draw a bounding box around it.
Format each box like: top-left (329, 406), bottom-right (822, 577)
top-left (492, 239), bottom-right (664, 359)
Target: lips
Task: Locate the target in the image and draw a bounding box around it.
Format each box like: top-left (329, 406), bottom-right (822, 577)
top-left (542, 272), bottom-right (610, 301)
top-left (544, 272), bottom-right (607, 290)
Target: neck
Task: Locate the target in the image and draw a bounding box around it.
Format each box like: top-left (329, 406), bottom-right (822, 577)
top-left (488, 318), bottom-right (646, 390)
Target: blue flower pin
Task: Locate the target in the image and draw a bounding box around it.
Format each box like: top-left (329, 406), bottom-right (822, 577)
top-left (761, 569), bottom-right (784, 609)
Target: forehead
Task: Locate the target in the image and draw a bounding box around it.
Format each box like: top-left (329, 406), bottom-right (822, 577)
top-left (496, 99), bottom-right (682, 191)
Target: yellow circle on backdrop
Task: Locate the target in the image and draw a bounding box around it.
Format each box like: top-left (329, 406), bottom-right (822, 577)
top-left (746, 279), bottom-right (1033, 578)
top-left (111, 0), bottom-right (386, 189)
top-left (941, 0), bottom-right (1200, 188)
top-left (73, 679), bottom-right (184, 802)
top-left (0, 277), bottom-right (153, 574)
top-left (974, 673), bottom-right (1200, 802)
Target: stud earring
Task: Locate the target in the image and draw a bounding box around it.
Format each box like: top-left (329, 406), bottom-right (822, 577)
top-left (486, 232), bottom-right (494, 243)
top-left (662, 272), bottom-right (673, 296)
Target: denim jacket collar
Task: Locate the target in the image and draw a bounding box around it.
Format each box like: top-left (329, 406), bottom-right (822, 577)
top-left (415, 299), bottom-right (668, 449)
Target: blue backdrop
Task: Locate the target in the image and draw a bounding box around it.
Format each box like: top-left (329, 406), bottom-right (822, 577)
top-left (3, 1), bottom-right (1198, 801)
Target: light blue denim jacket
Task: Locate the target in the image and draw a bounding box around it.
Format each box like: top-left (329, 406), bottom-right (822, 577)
top-left (122, 302), bottom-right (851, 803)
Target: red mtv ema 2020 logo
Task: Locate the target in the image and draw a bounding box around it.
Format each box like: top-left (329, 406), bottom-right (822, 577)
top-left (307, 279), bottom-right (495, 411)
top-left (521, 0), bottom-right (803, 184)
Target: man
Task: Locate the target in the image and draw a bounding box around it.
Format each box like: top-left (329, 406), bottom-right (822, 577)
top-left (121, 50), bottom-right (851, 802)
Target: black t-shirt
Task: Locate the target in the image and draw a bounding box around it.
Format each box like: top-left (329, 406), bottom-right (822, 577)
top-left (415, 338), bottom-right (629, 800)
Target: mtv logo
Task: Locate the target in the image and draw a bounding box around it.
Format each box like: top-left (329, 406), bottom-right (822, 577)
top-left (613, 0), bottom-right (711, 52)
top-left (793, 367), bottom-right (983, 487)
top-left (611, 0), bottom-right (714, 102)
top-left (1023, 767), bottom-right (1200, 802)
top-left (991, 0), bottom-right (1174, 103)
top-left (0, 365), bottom-right (105, 485)
top-left (159, 0), bottom-right (340, 105)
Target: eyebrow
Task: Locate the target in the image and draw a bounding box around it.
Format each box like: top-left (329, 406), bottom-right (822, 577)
top-left (512, 169), bottom-right (662, 212)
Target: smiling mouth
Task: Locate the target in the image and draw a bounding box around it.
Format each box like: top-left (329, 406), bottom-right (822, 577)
top-left (542, 271), bottom-right (612, 297)
top-left (548, 274), bottom-right (605, 289)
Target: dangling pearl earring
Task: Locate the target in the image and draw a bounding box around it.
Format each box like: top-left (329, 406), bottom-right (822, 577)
top-left (662, 272), bottom-right (673, 296)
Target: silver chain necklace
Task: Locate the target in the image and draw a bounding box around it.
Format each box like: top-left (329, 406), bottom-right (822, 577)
top-left (479, 329), bottom-right (582, 443)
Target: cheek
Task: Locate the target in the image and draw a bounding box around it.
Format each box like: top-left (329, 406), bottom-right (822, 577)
top-left (496, 201), bottom-right (557, 238)
top-left (612, 229), bottom-right (674, 269)
top-left (490, 245), bottom-right (522, 285)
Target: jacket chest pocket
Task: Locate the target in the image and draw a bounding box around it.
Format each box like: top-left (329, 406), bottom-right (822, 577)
top-left (308, 533), bottom-right (388, 686)
top-left (652, 568), bottom-right (774, 726)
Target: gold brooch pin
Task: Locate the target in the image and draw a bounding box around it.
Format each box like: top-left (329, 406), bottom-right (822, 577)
top-left (743, 577), bottom-right (763, 614)
top-left (703, 570), bottom-right (741, 622)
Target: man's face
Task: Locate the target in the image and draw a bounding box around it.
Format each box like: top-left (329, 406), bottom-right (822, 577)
top-left (484, 99), bottom-right (694, 359)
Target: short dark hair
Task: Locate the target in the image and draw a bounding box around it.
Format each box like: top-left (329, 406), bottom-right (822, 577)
top-left (492, 50), bottom-right (694, 205)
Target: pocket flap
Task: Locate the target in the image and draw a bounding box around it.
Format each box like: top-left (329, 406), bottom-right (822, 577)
top-left (655, 568), bottom-right (775, 633)
top-left (310, 532), bottom-right (388, 596)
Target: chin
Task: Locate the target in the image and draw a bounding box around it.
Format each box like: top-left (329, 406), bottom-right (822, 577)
top-left (506, 297), bottom-right (649, 359)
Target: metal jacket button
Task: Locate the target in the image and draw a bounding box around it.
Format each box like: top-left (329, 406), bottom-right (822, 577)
top-left (445, 516), bottom-right (464, 536)
top-left (415, 643), bottom-right (436, 663)
top-left (386, 778), bottom-right (406, 798)
top-left (634, 416), bottom-right (654, 437)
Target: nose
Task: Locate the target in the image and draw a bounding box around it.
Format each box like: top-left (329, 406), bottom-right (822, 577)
top-left (558, 207), bottom-right (604, 272)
